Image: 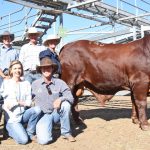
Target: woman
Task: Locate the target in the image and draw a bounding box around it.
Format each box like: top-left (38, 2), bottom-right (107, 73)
top-left (0, 60), bottom-right (41, 144)
top-left (39, 34), bottom-right (61, 78)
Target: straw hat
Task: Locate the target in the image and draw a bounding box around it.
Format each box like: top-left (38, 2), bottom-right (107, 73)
top-left (36, 57), bottom-right (58, 74)
top-left (43, 34), bottom-right (61, 46)
top-left (26, 27), bottom-right (43, 37)
top-left (0, 31), bottom-right (14, 43)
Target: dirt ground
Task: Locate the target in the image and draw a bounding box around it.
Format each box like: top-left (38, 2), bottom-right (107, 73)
top-left (1, 95), bottom-right (150, 150)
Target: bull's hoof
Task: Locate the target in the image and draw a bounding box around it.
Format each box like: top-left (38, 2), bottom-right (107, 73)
top-left (100, 101), bottom-right (107, 107)
top-left (74, 117), bottom-right (84, 125)
top-left (132, 118), bottom-right (140, 124)
top-left (140, 124), bottom-right (150, 131)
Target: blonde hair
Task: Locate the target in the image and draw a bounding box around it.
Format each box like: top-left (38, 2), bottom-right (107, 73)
top-left (8, 60), bottom-right (24, 77)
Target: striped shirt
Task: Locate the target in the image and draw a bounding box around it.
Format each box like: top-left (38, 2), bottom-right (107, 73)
top-left (19, 42), bottom-right (45, 71)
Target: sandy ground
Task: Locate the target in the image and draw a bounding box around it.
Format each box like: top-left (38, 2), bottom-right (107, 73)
top-left (1, 95), bottom-right (150, 150)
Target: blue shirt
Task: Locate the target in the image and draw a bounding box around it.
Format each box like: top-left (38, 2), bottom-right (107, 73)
top-left (0, 44), bottom-right (19, 72)
top-left (32, 77), bottom-right (74, 113)
top-left (39, 49), bottom-right (61, 74)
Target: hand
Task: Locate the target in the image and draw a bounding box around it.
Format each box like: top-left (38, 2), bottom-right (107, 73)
top-left (53, 98), bottom-right (61, 109)
top-left (3, 75), bottom-right (10, 80)
top-left (18, 101), bottom-right (26, 106)
top-left (4, 99), bottom-right (18, 110)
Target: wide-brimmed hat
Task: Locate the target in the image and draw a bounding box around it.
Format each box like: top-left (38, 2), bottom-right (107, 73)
top-left (26, 27), bottom-right (43, 37)
top-left (36, 57), bottom-right (58, 74)
top-left (43, 34), bottom-right (61, 46)
top-left (0, 31), bottom-right (14, 43)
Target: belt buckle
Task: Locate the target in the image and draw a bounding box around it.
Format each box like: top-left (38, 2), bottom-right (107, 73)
top-left (31, 70), bottom-right (37, 74)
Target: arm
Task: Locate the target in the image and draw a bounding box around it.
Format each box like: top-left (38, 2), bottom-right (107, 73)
top-left (53, 80), bottom-right (74, 109)
top-left (0, 80), bottom-right (18, 110)
top-left (18, 81), bottom-right (32, 107)
top-left (59, 80), bottom-right (74, 104)
top-left (19, 45), bottom-right (25, 64)
top-left (0, 68), bottom-right (8, 79)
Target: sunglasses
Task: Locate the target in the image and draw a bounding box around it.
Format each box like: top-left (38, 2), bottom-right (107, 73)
top-left (46, 85), bottom-right (52, 95)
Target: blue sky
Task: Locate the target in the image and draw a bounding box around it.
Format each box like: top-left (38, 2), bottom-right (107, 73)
top-left (1, 0), bottom-right (150, 45)
top-left (0, 0), bottom-right (100, 44)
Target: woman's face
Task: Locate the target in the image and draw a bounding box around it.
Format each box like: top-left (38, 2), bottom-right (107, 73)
top-left (11, 64), bottom-right (22, 78)
top-left (48, 40), bottom-right (58, 51)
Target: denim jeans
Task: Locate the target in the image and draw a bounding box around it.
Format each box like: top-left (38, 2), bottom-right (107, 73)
top-left (36, 101), bottom-right (72, 145)
top-left (6, 106), bottom-right (41, 144)
top-left (24, 70), bottom-right (41, 84)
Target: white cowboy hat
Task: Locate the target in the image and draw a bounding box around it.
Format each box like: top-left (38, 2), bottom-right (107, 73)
top-left (43, 34), bottom-right (61, 46)
top-left (26, 27), bottom-right (43, 37)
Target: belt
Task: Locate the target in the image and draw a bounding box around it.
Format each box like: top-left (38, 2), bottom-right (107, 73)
top-left (25, 69), bottom-right (37, 74)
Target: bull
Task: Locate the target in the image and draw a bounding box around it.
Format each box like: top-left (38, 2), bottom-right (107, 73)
top-left (59, 35), bottom-right (150, 130)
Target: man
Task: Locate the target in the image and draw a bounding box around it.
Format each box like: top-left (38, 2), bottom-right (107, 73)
top-left (32, 57), bottom-right (76, 145)
top-left (0, 31), bottom-right (19, 81)
top-left (39, 34), bottom-right (61, 78)
top-left (19, 27), bottom-right (45, 84)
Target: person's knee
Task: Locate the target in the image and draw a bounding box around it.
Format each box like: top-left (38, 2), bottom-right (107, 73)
top-left (61, 101), bottom-right (71, 111)
top-left (36, 127), bottom-right (52, 145)
top-left (33, 106), bottom-right (42, 115)
top-left (37, 137), bottom-right (52, 145)
top-left (36, 122), bottom-right (53, 145)
top-left (17, 136), bottom-right (28, 145)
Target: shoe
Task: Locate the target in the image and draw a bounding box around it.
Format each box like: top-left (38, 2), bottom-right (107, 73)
top-left (61, 135), bottom-right (76, 142)
top-left (30, 135), bottom-right (37, 142)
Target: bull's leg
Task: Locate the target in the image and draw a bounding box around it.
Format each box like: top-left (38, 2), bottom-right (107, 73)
top-left (71, 84), bottom-right (86, 124)
top-left (131, 92), bottom-right (139, 124)
top-left (88, 90), bottom-right (113, 106)
top-left (71, 96), bottom-right (83, 124)
top-left (132, 82), bottom-right (150, 130)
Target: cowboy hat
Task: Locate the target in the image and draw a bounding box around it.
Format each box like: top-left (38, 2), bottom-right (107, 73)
top-left (26, 27), bottom-right (43, 37)
top-left (0, 31), bottom-right (14, 43)
top-left (43, 34), bottom-right (61, 46)
top-left (36, 57), bottom-right (58, 74)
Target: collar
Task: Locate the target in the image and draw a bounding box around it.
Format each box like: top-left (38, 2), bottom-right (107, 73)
top-left (1, 44), bottom-right (12, 50)
top-left (29, 42), bottom-right (40, 46)
top-left (41, 77), bottom-right (55, 85)
top-left (47, 48), bottom-right (55, 54)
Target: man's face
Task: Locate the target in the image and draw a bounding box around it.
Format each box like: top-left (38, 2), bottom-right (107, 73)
top-left (41, 66), bottom-right (53, 78)
top-left (28, 33), bottom-right (38, 43)
top-left (2, 35), bottom-right (11, 45)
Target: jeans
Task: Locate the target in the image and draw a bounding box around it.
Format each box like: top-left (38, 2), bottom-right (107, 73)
top-left (24, 70), bottom-right (41, 84)
top-left (6, 106), bottom-right (41, 144)
top-left (36, 101), bottom-right (72, 145)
